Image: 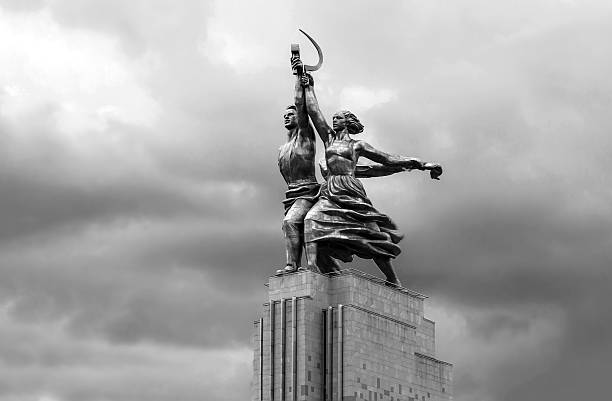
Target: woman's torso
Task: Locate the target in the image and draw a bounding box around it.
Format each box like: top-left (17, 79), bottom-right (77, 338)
top-left (325, 138), bottom-right (358, 176)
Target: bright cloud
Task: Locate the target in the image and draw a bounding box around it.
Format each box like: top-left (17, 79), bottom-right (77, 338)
top-left (339, 85), bottom-right (397, 113)
top-left (200, 0), bottom-right (295, 74)
top-left (0, 8), bottom-right (159, 135)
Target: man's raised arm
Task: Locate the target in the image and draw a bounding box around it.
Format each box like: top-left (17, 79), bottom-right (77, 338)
top-left (290, 58), bottom-right (313, 140)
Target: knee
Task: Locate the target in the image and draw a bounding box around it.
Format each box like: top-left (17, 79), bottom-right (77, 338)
top-left (304, 210), bottom-right (316, 225)
top-left (283, 216), bottom-right (303, 227)
top-left (282, 219), bottom-right (302, 236)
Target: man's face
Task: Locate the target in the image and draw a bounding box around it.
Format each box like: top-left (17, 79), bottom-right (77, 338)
top-left (284, 108), bottom-right (297, 129)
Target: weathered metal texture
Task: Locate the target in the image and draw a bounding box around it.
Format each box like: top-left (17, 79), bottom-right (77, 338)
top-left (280, 31), bottom-right (443, 285)
top-left (290, 29), bottom-right (323, 76)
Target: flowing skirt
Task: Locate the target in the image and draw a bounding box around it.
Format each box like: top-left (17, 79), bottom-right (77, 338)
top-left (304, 175), bottom-right (403, 261)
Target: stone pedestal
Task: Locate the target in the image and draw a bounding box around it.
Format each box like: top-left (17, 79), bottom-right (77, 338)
top-left (252, 269), bottom-right (453, 401)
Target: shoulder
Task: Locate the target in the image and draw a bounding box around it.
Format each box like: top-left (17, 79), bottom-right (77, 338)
top-left (279, 140), bottom-right (291, 154)
top-left (352, 139), bottom-right (368, 150)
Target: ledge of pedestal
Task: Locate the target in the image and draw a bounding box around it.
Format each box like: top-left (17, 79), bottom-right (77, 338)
top-left (267, 268), bottom-right (428, 324)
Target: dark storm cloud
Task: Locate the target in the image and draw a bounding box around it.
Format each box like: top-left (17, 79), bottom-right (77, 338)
top-left (0, 113), bottom-right (275, 243)
top-left (0, 310), bottom-right (251, 401)
top-left (1, 216), bottom-right (272, 348)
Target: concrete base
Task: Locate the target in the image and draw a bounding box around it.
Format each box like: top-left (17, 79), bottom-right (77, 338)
top-left (252, 269), bottom-right (453, 401)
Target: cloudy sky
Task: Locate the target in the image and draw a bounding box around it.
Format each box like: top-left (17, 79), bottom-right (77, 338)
top-left (1, 0), bottom-right (611, 400)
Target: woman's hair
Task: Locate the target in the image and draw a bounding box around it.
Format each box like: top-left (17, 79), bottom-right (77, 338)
top-left (340, 110), bottom-right (364, 135)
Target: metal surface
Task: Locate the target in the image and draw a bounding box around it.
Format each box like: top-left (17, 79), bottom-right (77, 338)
top-left (280, 31), bottom-right (443, 284)
top-left (300, 56), bottom-right (444, 284)
top-left (298, 29), bottom-right (323, 72)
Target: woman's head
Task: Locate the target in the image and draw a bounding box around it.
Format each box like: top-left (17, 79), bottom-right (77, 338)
top-left (333, 110), bottom-right (364, 135)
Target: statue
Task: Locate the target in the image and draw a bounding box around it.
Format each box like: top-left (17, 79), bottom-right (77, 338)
top-left (277, 32), bottom-right (400, 276)
top-left (277, 31), bottom-right (442, 286)
top-left (276, 61), bottom-right (321, 275)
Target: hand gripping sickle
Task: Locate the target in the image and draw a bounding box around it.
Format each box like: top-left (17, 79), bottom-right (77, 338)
top-left (291, 29), bottom-right (323, 76)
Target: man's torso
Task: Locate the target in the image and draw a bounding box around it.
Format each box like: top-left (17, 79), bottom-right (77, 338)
top-left (278, 130), bottom-right (317, 185)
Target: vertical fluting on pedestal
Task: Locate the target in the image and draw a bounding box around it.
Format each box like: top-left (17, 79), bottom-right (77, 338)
top-left (325, 305), bottom-right (333, 401)
top-left (259, 317), bottom-right (264, 401)
top-left (269, 301), bottom-right (275, 401)
top-left (280, 299), bottom-right (286, 401)
top-left (321, 308), bottom-right (326, 401)
top-left (291, 297), bottom-right (297, 401)
top-left (338, 304), bottom-right (344, 401)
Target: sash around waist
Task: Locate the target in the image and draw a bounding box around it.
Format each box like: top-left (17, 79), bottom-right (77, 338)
top-left (287, 179), bottom-right (318, 189)
top-left (327, 172), bottom-right (355, 177)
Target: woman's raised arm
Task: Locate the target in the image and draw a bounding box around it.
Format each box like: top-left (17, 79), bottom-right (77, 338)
top-left (303, 75), bottom-right (333, 146)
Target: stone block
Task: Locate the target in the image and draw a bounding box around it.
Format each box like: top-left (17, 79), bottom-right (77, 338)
top-left (252, 269), bottom-right (452, 401)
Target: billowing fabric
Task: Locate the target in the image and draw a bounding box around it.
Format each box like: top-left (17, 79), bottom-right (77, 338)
top-left (304, 173), bottom-right (403, 261)
top-left (282, 182), bottom-right (320, 215)
top-left (304, 137), bottom-right (403, 261)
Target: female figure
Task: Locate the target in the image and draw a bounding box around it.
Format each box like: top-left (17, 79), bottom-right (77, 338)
top-left (300, 73), bottom-right (442, 286)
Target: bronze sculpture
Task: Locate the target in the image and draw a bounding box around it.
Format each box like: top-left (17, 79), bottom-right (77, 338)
top-left (276, 70), bottom-right (321, 275)
top-left (278, 31), bottom-right (442, 286)
top-left (277, 32), bottom-right (403, 276)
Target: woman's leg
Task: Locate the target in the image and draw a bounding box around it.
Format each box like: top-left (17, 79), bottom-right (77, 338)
top-left (304, 241), bottom-right (318, 271)
top-left (373, 257), bottom-right (402, 286)
top-left (316, 250), bottom-right (341, 274)
top-left (303, 200), bottom-right (326, 272)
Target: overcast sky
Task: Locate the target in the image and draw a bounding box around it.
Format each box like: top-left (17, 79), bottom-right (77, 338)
top-left (1, 0), bottom-right (611, 400)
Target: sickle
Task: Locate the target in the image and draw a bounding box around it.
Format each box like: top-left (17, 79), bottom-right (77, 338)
top-left (298, 29), bottom-right (323, 72)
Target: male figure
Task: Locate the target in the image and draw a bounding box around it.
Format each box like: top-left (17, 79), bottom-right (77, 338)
top-left (276, 64), bottom-right (320, 274)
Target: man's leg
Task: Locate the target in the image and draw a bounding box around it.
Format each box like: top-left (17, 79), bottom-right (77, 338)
top-left (279, 199), bottom-right (312, 273)
top-left (303, 206), bottom-right (320, 272)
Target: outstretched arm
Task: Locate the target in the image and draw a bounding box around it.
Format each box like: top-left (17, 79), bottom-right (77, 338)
top-left (319, 160), bottom-right (407, 179)
top-left (355, 141), bottom-right (443, 179)
top-left (355, 164), bottom-right (407, 178)
top-left (356, 140), bottom-right (424, 168)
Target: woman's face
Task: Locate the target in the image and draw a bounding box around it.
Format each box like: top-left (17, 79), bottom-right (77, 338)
top-left (332, 112), bottom-right (346, 131)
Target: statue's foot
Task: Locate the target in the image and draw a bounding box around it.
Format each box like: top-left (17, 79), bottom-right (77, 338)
top-left (385, 278), bottom-right (403, 288)
top-left (276, 265), bottom-right (298, 275)
top-left (303, 264), bottom-right (320, 273)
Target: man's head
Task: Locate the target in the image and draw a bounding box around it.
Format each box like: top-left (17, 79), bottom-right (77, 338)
top-left (284, 105), bottom-right (297, 129)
